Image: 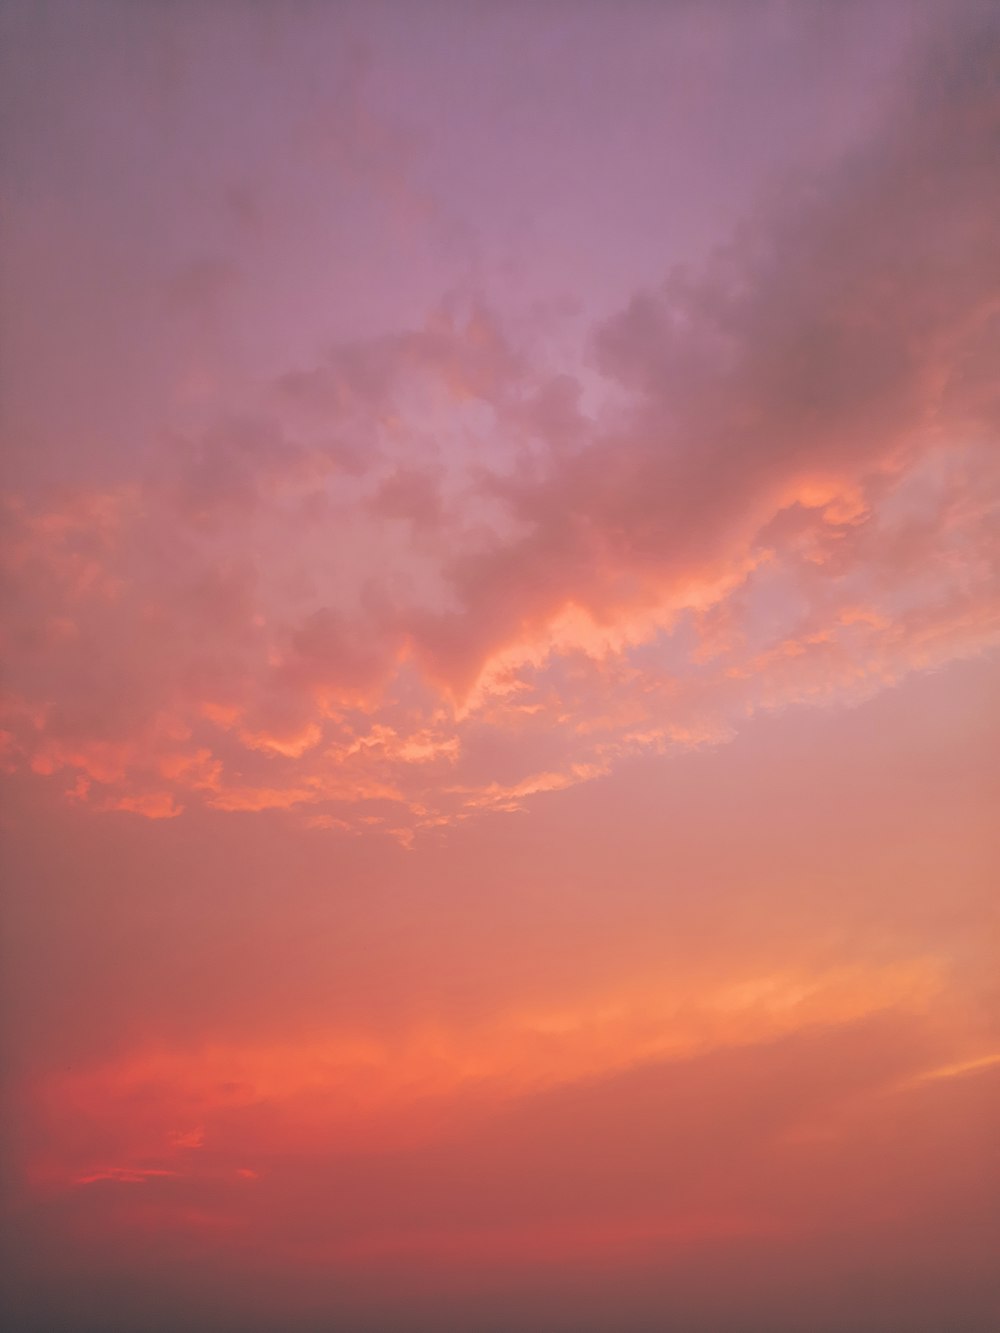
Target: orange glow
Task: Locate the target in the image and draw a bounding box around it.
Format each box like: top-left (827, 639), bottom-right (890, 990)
top-left (3, 6), bottom-right (998, 1329)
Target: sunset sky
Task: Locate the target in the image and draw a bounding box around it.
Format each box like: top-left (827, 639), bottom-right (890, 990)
top-left (1, 2), bottom-right (998, 1330)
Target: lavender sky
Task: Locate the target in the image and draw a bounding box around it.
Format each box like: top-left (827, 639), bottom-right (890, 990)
top-left (1, 3), bottom-right (998, 1331)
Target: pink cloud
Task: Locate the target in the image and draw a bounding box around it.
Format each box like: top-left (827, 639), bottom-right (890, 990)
top-left (0, 7), bottom-right (997, 845)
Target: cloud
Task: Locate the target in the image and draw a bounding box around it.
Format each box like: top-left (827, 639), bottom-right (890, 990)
top-left (8, 1009), bottom-right (998, 1331)
top-left (1, 12), bottom-right (997, 835)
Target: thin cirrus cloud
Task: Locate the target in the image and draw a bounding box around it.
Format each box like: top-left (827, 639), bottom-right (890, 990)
top-left (1, 3), bottom-right (998, 1332)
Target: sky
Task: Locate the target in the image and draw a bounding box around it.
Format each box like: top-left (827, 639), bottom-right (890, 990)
top-left (0, 1), bottom-right (998, 1330)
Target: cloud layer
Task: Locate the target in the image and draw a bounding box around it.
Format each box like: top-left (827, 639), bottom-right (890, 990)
top-left (2, 13), bottom-right (998, 840)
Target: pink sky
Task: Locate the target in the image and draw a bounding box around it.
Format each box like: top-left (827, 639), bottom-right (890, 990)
top-left (1, 2), bottom-right (998, 1330)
